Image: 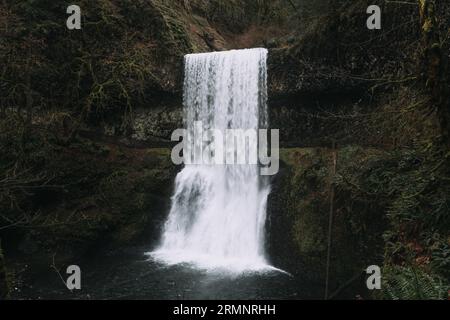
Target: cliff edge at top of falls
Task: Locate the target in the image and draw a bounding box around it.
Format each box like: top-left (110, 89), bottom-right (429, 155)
top-left (3, 0), bottom-right (444, 130)
top-left (127, 0), bottom-right (444, 147)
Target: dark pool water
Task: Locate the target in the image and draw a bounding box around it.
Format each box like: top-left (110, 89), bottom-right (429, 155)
top-left (11, 247), bottom-right (321, 300)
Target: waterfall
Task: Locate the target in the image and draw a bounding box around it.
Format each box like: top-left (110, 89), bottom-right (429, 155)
top-left (151, 48), bottom-right (271, 272)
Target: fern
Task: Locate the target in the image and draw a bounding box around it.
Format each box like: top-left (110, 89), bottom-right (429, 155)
top-left (383, 266), bottom-right (448, 300)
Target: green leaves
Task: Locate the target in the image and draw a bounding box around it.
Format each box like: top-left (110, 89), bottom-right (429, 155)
top-left (382, 265), bottom-right (448, 300)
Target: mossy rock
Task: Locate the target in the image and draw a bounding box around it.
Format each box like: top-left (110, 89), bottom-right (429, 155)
top-left (2, 139), bottom-right (177, 262)
top-left (268, 147), bottom-right (386, 286)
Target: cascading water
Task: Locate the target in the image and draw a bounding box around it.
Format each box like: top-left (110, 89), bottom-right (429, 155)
top-left (150, 48), bottom-right (271, 272)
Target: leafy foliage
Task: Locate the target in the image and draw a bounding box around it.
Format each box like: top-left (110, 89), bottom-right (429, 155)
top-left (335, 145), bottom-right (450, 298)
top-left (382, 265), bottom-right (448, 300)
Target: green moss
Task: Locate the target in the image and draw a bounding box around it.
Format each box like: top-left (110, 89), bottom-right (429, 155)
top-left (0, 114), bottom-right (177, 258)
top-left (275, 147), bottom-right (387, 282)
top-left (292, 199), bottom-right (327, 254)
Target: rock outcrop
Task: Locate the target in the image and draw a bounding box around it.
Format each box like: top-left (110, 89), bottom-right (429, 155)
top-left (267, 147), bottom-right (386, 294)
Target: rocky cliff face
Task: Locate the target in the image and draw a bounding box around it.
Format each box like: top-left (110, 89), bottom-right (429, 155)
top-left (267, 148), bottom-right (386, 291)
top-left (1, 1), bottom-right (449, 299)
top-left (0, 116), bottom-right (179, 266)
top-left (124, 1), bottom-right (436, 148)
